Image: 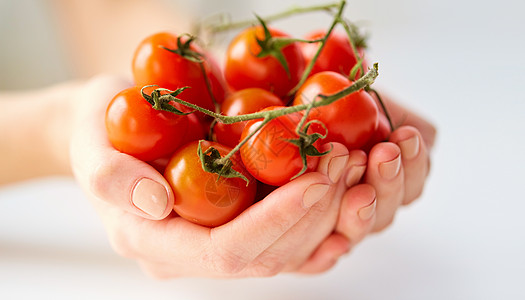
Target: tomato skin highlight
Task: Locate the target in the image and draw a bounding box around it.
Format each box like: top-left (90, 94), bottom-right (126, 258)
top-left (105, 86), bottom-right (189, 162)
top-left (293, 71), bottom-right (379, 150)
top-left (214, 88), bottom-right (284, 148)
top-left (224, 26), bottom-right (305, 99)
top-left (164, 141), bottom-right (256, 227)
top-left (240, 106), bottom-right (319, 186)
top-left (132, 32), bottom-right (226, 113)
top-left (361, 112), bottom-right (392, 153)
top-left (301, 30), bottom-right (367, 79)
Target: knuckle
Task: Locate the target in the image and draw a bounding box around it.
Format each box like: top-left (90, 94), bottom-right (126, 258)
top-left (373, 216), bottom-right (395, 233)
top-left (206, 232), bottom-right (250, 275)
top-left (107, 227), bottom-right (136, 258)
top-left (210, 248), bottom-right (248, 275)
top-left (89, 158), bottom-right (117, 199)
top-left (251, 256), bottom-right (286, 277)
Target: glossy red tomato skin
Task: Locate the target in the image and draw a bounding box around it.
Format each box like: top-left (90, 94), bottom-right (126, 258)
top-left (215, 88), bottom-right (284, 148)
top-left (301, 30), bottom-right (367, 79)
top-left (148, 111), bottom-right (207, 174)
top-left (132, 32), bottom-right (226, 113)
top-left (105, 86), bottom-right (189, 162)
top-left (293, 71), bottom-right (379, 150)
top-left (240, 106), bottom-right (319, 186)
top-left (361, 112), bottom-right (392, 153)
top-left (164, 141), bottom-right (256, 227)
top-left (224, 26), bottom-right (305, 99)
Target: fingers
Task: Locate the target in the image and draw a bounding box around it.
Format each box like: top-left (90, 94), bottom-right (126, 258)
top-left (209, 172), bottom-right (331, 275)
top-left (365, 142), bottom-right (404, 232)
top-left (382, 94), bottom-right (437, 149)
top-left (390, 126), bottom-right (430, 205)
top-left (295, 233), bottom-right (350, 274)
top-left (316, 142), bottom-right (349, 183)
top-left (297, 183), bottom-right (377, 274)
top-left (336, 183), bottom-right (377, 245)
top-left (316, 142), bottom-right (366, 187)
top-left (114, 172), bottom-right (333, 276)
top-left (70, 76), bottom-right (174, 220)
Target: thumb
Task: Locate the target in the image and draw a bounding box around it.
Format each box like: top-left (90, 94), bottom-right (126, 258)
top-left (70, 75), bottom-right (174, 220)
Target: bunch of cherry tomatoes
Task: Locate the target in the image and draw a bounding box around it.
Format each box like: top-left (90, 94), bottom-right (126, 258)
top-left (105, 7), bottom-right (391, 227)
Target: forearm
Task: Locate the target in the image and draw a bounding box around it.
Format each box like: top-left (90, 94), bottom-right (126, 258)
top-left (0, 82), bottom-right (79, 184)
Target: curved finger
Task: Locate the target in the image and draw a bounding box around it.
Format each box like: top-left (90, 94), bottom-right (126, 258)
top-left (209, 172), bottom-right (331, 275)
top-left (295, 233), bottom-right (350, 274)
top-left (365, 142), bottom-right (404, 232)
top-left (344, 150), bottom-right (367, 187)
top-left (382, 95), bottom-right (437, 149)
top-left (316, 142), bottom-right (349, 183)
top-left (389, 126), bottom-right (430, 204)
top-left (70, 76), bottom-right (174, 220)
top-left (336, 183), bottom-right (377, 245)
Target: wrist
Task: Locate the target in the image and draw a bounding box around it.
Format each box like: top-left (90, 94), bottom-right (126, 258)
top-left (0, 81), bottom-right (80, 184)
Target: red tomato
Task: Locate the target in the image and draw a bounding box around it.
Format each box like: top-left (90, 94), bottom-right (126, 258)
top-left (240, 106), bottom-right (320, 186)
top-left (361, 112), bottom-right (392, 153)
top-left (224, 26), bottom-right (305, 99)
top-left (148, 111), bottom-right (207, 174)
top-left (164, 140), bottom-right (256, 227)
top-left (214, 88), bottom-right (284, 148)
top-left (301, 30), bottom-right (367, 79)
top-left (132, 32), bottom-right (226, 113)
top-left (105, 86), bottom-right (189, 162)
top-left (293, 71), bottom-right (378, 150)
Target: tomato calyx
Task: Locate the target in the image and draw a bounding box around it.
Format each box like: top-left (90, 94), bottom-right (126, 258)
top-left (253, 15), bottom-right (297, 78)
top-left (286, 119), bottom-right (331, 180)
top-left (160, 34), bottom-right (204, 63)
top-left (197, 140), bottom-right (250, 184)
top-left (141, 86), bottom-right (193, 115)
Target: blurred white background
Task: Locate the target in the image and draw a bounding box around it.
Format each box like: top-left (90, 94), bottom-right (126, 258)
top-left (1, 0), bottom-right (524, 299)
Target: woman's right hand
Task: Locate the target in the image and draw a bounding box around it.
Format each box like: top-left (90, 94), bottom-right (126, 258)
top-left (69, 75), bottom-right (376, 278)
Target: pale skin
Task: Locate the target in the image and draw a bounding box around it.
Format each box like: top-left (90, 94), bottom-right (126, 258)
top-left (0, 75), bottom-right (435, 277)
top-left (0, 0), bottom-right (436, 278)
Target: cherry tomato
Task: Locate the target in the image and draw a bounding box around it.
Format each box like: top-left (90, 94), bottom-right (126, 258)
top-left (301, 30), bottom-right (367, 79)
top-left (361, 112), bottom-right (392, 153)
top-left (164, 140), bottom-right (256, 227)
top-left (105, 86), bottom-right (189, 162)
top-left (148, 111), bottom-right (207, 174)
top-left (293, 71), bottom-right (379, 150)
top-left (224, 26), bottom-right (305, 99)
top-left (214, 88), bottom-right (284, 148)
top-left (240, 106), bottom-right (319, 186)
top-left (132, 32), bottom-right (226, 113)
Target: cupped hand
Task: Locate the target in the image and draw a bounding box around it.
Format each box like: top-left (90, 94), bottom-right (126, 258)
top-left (69, 75), bottom-right (376, 278)
top-left (364, 94), bottom-right (436, 232)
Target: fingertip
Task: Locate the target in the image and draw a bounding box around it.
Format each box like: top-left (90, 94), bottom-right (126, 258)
top-left (389, 126), bottom-right (423, 161)
top-left (296, 233), bottom-right (351, 274)
top-left (213, 172), bottom-right (331, 263)
top-left (88, 150), bottom-right (174, 220)
top-left (368, 142), bottom-right (402, 181)
top-left (337, 184), bottom-right (376, 244)
top-left (317, 142), bottom-right (349, 183)
top-left (345, 149), bottom-right (367, 187)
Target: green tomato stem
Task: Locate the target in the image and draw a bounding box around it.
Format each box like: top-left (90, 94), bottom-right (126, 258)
top-left (287, 0), bottom-right (347, 96)
top-left (164, 63), bottom-right (378, 125)
top-left (206, 2), bottom-right (342, 34)
top-left (338, 18), bottom-right (366, 79)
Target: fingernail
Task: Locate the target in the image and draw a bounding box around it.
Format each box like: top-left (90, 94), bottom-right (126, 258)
top-left (345, 164), bottom-right (366, 187)
top-left (132, 178), bottom-right (168, 218)
top-left (328, 155), bottom-right (349, 183)
top-left (379, 155), bottom-right (401, 180)
top-left (358, 198), bottom-right (376, 221)
top-left (303, 183), bottom-right (330, 208)
top-left (398, 135), bottom-right (420, 160)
